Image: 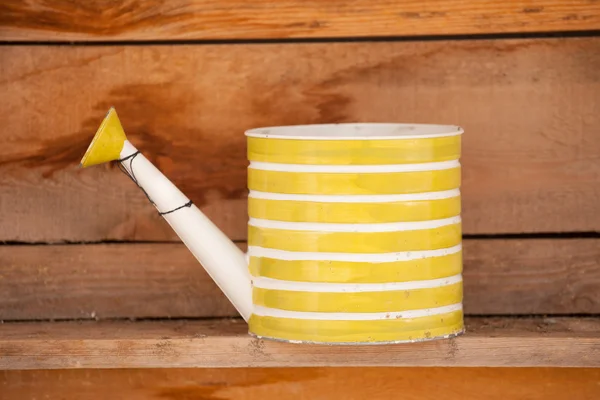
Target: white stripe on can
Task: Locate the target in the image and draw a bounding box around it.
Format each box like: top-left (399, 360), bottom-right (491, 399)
top-left (248, 188), bottom-right (460, 202)
top-left (252, 303), bottom-right (463, 320)
top-left (249, 216), bottom-right (461, 232)
top-left (252, 274), bottom-right (462, 292)
top-left (247, 244), bottom-right (462, 262)
top-left (249, 159), bottom-right (460, 173)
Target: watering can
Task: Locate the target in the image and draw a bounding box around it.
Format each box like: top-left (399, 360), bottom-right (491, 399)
top-left (80, 108), bottom-right (464, 344)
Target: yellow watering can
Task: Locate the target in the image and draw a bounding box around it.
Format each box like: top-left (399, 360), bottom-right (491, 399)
top-left (80, 108), bottom-right (464, 344)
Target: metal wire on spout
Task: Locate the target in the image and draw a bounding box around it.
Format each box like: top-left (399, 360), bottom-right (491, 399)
top-left (116, 151), bottom-right (193, 216)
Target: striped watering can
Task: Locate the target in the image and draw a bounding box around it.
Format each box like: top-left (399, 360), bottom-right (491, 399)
top-left (80, 108), bottom-right (464, 344)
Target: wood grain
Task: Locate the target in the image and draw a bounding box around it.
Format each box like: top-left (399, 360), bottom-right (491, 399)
top-left (1, 239), bottom-right (598, 320)
top-left (0, 317), bottom-right (598, 369)
top-left (1, 0), bottom-right (599, 42)
top-left (2, 367), bottom-right (600, 400)
top-left (1, 38), bottom-right (599, 242)
top-left (463, 239), bottom-right (600, 314)
top-left (0, 243), bottom-right (239, 320)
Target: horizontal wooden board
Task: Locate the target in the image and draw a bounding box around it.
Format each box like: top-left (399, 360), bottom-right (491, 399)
top-left (2, 367), bottom-right (600, 400)
top-left (1, 1), bottom-right (599, 42)
top-left (1, 38), bottom-right (599, 242)
top-left (0, 239), bottom-right (598, 320)
top-left (0, 243), bottom-right (239, 320)
top-left (0, 317), bottom-right (598, 369)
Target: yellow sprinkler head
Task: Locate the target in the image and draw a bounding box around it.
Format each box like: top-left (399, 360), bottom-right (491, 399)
top-left (80, 107), bottom-right (128, 168)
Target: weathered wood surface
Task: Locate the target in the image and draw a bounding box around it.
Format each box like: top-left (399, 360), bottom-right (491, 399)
top-left (1, 0), bottom-right (599, 42)
top-left (0, 243), bottom-right (239, 320)
top-left (1, 317), bottom-right (598, 369)
top-left (2, 367), bottom-right (600, 400)
top-left (1, 239), bottom-right (598, 320)
top-left (1, 38), bottom-right (599, 242)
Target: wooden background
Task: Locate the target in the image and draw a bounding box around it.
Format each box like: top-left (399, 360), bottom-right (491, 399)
top-left (1, 1), bottom-right (599, 398)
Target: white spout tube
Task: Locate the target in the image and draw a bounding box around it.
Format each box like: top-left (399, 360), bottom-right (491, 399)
top-left (118, 141), bottom-right (253, 321)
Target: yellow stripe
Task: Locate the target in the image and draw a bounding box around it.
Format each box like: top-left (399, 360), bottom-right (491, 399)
top-left (249, 196), bottom-right (461, 223)
top-left (253, 282), bottom-right (462, 313)
top-left (249, 250), bottom-right (462, 283)
top-left (248, 167), bottom-right (460, 195)
top-left (249, 310), bottom-right (464, 343)
top-left (248, 222), bottom-right (461, 253)
top-left (247, 136), bottom-right (461, 165)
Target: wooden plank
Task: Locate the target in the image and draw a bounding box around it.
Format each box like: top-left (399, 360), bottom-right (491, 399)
top-left (1, 38), bottom-right (599, 242)
top-left (0, 243), bottom-right (239, 320)
top-left (0, 317), bottom-right (598, 369)
top-left (1, 239), bottom-right (598, 320)
top-left (2, 367), bottom-right (600, 400)
top-left (1, 1), bottom-right (599, 42)
top-left (463, 239), bottom-right (600, 314)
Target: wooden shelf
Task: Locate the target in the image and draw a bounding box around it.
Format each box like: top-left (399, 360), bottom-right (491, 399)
top-left (1, 317), bottom-right (598, 370)
top-left (3, 1), bottom-right (599, 42)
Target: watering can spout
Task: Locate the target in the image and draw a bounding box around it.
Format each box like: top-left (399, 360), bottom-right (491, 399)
top-left (80, 108), bottom-right (253, 321)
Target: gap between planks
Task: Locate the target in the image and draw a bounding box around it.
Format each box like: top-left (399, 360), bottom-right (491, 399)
top-left (0, 317), bottom-right (598, 369)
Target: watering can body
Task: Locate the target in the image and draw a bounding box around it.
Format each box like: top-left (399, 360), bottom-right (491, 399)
top-left (81, 108), bottom-right (464, 344)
